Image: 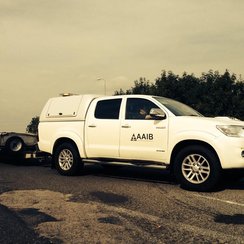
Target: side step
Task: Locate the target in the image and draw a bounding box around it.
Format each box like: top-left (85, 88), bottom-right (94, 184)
top-left (83, 159), bottom-right (168, 170)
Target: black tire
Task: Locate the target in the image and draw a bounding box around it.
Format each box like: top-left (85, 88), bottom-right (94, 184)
top-left (6, 137), bottom-right (25, 154)
top-left (173, 145), bottom-right (222, 191)
top-left (54, 143), bottom-right (83, 176)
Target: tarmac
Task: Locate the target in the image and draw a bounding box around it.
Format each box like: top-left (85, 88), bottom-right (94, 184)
top-left (0, 204), bottom-right (52, 244)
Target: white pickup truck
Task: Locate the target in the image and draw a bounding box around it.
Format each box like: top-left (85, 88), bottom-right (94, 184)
top-left (38, 94), bottom-right (244, 191)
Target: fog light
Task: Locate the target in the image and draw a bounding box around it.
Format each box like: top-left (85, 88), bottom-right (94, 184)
top-left (242, 150), bottom-right (244, 158)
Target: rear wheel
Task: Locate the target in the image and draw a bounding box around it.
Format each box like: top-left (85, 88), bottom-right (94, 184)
top-left (173, 145), bottom-right (222, 191)
top-left (54, 143), bottom-right (83, 176)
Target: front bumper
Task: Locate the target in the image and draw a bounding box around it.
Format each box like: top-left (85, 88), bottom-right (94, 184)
top-left (215, 136), bottom-right (244, 169)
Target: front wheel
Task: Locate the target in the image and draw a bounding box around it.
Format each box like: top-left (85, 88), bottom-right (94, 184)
top-left (173, 145), bottom-right (222, 191)
top-left (54, 143), bottom-right (83, 176)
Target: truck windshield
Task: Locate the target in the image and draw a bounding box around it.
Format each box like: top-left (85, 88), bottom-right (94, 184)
top-left (154, 97), bottom-right (202, 117)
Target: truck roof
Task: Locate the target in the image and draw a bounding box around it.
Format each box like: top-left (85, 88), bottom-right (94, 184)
top-left (39, 94), bottom-right (165, 122)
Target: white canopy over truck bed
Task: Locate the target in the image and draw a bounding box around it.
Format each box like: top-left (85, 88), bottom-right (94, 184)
top-left (40, 94), bottom-right (100, 122)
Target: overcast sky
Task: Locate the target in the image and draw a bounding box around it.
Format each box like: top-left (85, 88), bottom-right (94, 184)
top-left (1, 0), bottom-right (244, 132)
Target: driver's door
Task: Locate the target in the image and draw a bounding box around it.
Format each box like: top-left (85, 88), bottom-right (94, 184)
top-left (119, 98), bottom-right (168, 162)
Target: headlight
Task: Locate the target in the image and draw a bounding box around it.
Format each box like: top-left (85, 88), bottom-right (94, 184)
top-left (216, 125), bottom-right (244, 137)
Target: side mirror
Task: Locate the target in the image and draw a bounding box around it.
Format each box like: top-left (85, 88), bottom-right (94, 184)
top-left (149, 108), bottom-right (166, 119)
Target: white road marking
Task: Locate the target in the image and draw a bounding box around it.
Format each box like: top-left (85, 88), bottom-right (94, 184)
top-left (194, 194), bottom-right (244, 207)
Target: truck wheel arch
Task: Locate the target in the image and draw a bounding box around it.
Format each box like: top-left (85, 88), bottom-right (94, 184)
top-left (53, 138), bottom-right (80, 156)
top-left (52, 134), bottom-right (85, 156)
top-left (170, 140), bottom-right (221, 170)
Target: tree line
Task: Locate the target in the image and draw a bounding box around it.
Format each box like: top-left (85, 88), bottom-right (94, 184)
top-left (115, 70), bottom-right (244, 120)
top-left (26, 69), bottom-right (244, 133)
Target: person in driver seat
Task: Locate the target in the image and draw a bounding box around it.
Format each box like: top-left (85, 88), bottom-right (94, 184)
top-left (138, 107), bottom-right (152, 119)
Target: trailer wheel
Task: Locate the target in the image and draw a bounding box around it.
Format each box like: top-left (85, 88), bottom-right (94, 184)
top-left (173, 145), bottom-right (222, 191)
top-left (6, 137), bottom-right (24, 153)
top-left (54, 143), bottom-right (83, 176)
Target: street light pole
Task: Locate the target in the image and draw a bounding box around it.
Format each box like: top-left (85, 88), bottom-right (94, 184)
top-left (97, 78), bottom-right (106, 95)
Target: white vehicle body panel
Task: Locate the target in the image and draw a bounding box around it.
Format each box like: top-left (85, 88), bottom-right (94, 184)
top-left (38, 94), bottom-right (244, 170)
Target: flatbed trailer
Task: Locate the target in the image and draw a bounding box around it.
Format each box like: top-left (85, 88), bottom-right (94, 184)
top-left (0, 132), bottom-right (37, 154)
top-left (0, 132), bottom-right (50, 162)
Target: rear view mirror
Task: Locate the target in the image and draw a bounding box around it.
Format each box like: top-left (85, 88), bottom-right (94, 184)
top-left (149, 108), bottom-right (166, 119)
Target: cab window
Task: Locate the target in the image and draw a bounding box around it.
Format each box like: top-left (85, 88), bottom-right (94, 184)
top-left (125, 98), bottom-right (160, 120)
top-left (95, 99), bottom-right (122, 119)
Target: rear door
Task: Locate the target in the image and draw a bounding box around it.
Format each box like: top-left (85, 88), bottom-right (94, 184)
top-left (85, 97), bottom-right (122, 158)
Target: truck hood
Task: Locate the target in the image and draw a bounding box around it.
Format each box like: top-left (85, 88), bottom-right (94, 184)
top-left (171, 116), bottom-right (243, 126)
top-left (169, 116), bottom-right (244, 137)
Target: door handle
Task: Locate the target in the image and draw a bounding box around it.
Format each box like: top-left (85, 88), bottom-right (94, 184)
top-left (121, 124), bottom-right (131, 128)
top-left (88, 125), bottom-right (96, 128)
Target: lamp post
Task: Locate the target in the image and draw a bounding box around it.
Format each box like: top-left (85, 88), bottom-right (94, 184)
top-left (97, 78), bottom-right (106, 95)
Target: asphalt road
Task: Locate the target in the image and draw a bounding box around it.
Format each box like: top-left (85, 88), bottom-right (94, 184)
top-left (0, 158), bottom-right (244, 243)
